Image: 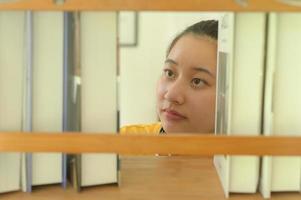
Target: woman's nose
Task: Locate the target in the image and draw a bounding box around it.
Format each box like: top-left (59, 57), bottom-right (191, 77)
top-left (163, 80), bottom-right (185, 105)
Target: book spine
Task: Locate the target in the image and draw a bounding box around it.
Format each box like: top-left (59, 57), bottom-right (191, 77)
top-left (23, 11), bottom-right (33, 193)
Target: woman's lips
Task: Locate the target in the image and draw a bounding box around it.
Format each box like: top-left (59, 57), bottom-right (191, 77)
top-left (162, 109), bottom-right (186, 121)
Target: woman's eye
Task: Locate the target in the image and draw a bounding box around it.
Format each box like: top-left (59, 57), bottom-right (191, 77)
top-left (191, 78), bottom-right (207, 88)
top-left (163, 69), bottom-right (175, 79)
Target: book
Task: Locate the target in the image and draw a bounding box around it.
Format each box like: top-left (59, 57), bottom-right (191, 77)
top-left (78, 11), bottom-right (118, 188)
top-left (22, 11), bottom-right (33, 193)
top-left (0, 11), bottom-right (25, 194)
top-left (260, 12), bottom-right (301, 199)
top-left (30, 11), bottom-right (64, 188)
top-left (214, 12), bottom-right (266, 198)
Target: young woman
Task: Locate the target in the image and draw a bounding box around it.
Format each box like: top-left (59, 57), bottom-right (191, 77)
top-left (121, 20), bottom-right (218, 134)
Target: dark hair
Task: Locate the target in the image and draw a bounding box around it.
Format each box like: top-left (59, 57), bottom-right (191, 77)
top-left (167, 20), bottom-right (218, 56)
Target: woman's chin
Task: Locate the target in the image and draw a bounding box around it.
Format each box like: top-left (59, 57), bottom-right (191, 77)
top-left (162, 122), bottom-right (187, 133)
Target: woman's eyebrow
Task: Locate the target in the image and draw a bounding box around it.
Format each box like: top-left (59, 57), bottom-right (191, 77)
top-left (165, 59), bottom-right (214, 77)
top-left (192, 67), bottom-right (214, 77)
top-left (165, 58), bottom-right (178, 65)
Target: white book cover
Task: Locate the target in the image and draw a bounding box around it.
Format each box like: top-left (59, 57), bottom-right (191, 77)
top-left (214, 12), bottom-right (266, 197)
top-left (31, 11), bottom-right (64, 186)
top-left (80, 12), bottom-right (118, 187)
top-left (0, 11), bottom-right (25, 193)
top-left (260, 13), bottom-right (301, 199)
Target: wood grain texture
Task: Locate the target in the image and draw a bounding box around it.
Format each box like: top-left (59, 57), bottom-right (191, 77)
top-left (0, 0), bottom-right (301, 11)
top-left (1, 132), bottom-right (301, 155)
top-left (1, 156), bottom-right (301, 199)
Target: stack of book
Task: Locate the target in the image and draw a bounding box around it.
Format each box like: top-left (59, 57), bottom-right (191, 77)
top-left (0, 11), bottom-right (118, 194)
top-left (215, 12), bottom-right (301, 199)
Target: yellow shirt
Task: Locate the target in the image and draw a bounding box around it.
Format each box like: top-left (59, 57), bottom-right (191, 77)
top-left (120, 123), bottom-right (161, 135)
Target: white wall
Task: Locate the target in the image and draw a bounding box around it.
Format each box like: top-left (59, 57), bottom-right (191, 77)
top-left (119, 12), bottom-right (222, 127)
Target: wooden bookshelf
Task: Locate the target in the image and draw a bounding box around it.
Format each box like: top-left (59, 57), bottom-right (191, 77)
top-left (1, 133), bottom-right (301, 156)
top-left (1, 0), bottom-right (301, 11)
top-left (1, 156), bottom-right (300, 200)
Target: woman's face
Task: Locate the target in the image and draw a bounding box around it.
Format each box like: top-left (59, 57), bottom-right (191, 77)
top-left (156, 34), bottom-right (217, 133)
